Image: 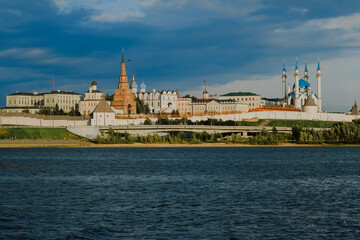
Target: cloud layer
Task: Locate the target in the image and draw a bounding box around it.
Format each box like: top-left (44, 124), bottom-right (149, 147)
top-left (1, 0), bottom-right (360, 111)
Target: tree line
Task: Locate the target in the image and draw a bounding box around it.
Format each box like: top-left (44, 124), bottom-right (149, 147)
top-left (93, 120), bottom-right (360, 145)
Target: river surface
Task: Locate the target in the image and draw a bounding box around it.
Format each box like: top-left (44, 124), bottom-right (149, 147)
top-left (1, 147), bottom-right (360, 239)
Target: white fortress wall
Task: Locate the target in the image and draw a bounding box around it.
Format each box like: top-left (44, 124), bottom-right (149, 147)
top-left (0, 115), bottom-right (89, 127)
top-left (0, 111), bottom-right (357, 127)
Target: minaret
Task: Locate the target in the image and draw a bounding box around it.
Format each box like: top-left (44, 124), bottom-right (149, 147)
top-left (282, 59), bottom-right (287, 100)
top-left (294, 59), bottom-right (300, 108)
top-left (304, 60), bottom-right (308, 82)
top-left (316, 60), bottom-right (322, 112)
top-left (203, 81), bottom-right (208, 100)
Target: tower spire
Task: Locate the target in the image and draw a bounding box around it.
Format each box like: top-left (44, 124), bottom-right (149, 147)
top-left (294, 58), bottom-right (300, 108)
top-left (304, 60), bottom-right (308, 82)
top-left (283, 58), bottom-right (286, 71)
top-left (122, 48), bottom-right (125, 63)
top-left (282, 59), bottom-right (287, 100)
top-left (203, 80), bottom-right (208, 100)
top-left (317, 59), bottom-right (320, 71)
top-left (120, 48), bottom-right (127, 77)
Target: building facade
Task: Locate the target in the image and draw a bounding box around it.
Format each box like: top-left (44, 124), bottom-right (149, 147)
top-left (6, 92), bottom-right (44, 108)
top-left (4, 90), bottom-right (82, 114)
top-left (91, 96), bottom-right (115, 126)
top-left (218, 92), bottom-right (263, 109)
top-left (177, 97), bottom-right (192, 115)
top-left (191, 88), bottom-right (249, 115)
top-left (79, 81), bottom-right (105, 115)
top-left (111, 49), bottom-right (137, 115)
top-left (131, 75), bottom-right (179, 114)
top-left (44, 90), bottom-right (82, 113)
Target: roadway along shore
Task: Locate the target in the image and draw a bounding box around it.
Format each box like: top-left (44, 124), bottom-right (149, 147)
top-left (0, 139), bottom-right (359, 148)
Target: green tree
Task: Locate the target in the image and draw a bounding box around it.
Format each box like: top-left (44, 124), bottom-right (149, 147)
top-left (292, 124), bottom-right (303, 142)
top-left (144, 118), bottom-right (152, 125)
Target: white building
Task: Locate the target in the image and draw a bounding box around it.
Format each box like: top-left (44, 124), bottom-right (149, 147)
top-left (219, 92), bottom-right (264, 109)
top-left (191, 87), bottom-right (249, 115)
top-left (79, 81), bottom-right (104, 115)
top-left (91, 96), bottom-right (115, 126)
top-left (4, 89), bottom-right (82, 113)
top-left (44, 90), bottom-right (82, 113)
top-left (131, 75), bottom-right (179, 114)
top-left (177, 97), bottom-right (192, 115)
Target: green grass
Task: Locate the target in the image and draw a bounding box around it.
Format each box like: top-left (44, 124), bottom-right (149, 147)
top-left (236, 119), bottom-right (266, 126)
top-left (0, 128), bottom-right (81, 140)
top-left (267, 119), bottom-right (337, 128)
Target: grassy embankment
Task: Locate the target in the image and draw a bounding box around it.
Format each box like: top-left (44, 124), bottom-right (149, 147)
top-left (267, 119), bottom-right (337, 128)
top-left (0, 128), bottom-right (80, 140)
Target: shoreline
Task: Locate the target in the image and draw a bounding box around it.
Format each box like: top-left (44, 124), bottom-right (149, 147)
top-left (0, 139), bottom-right (360, 148)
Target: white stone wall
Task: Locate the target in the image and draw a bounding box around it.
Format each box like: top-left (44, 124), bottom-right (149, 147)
top-left (0, 116), bottom-right (89, 127)
top-left (110, 111), bottom-right (358, 126)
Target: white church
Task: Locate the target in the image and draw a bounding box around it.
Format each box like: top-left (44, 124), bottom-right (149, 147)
top-left (282, 60), bottom-right (322, 113)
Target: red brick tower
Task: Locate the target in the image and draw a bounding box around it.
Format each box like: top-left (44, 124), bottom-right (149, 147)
top-left (111, 49), bottom-right (136, 115)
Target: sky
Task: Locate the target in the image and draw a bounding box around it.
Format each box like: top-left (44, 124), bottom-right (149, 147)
top-left (1, 0), bottom-right (360, 111)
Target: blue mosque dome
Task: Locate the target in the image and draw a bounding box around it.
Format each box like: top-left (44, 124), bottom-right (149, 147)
top-left (140, 81), bottom-right (146, 89)
top-left (293, 79), bottom-right (310, 90)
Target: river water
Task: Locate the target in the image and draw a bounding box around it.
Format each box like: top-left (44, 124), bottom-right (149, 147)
top-left (1, 147), bottom-right (360, 239)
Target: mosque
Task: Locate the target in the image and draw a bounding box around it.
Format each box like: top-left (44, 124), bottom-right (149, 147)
top-left (282, 60), bottom-right (322, 113)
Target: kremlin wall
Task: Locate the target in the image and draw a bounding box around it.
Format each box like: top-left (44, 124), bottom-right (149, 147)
top-left (1, 51), bottom-right (360, 131)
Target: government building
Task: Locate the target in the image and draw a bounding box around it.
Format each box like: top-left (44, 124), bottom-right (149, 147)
top-left (3, 89), bottom-right (82, 114)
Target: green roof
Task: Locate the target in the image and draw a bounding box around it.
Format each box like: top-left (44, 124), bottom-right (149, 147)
top-left (262, 97), bottom-right (283, 102)
top-left (221, 92), bottom-right (259, 97)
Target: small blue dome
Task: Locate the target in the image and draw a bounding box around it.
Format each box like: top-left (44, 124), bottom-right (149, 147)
top-left (293, 79), bottom-right (310, 89)
top-left (131, 82), bottom-right (138, 89)
top-left (140, 81), bottom-right (146, 89)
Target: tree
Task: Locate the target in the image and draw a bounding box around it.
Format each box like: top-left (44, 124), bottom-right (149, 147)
top-left (136, 98), bottom-right (150, 114)
top-left (292, 124), bottom-right (303, 142)
top-left (105, 94), bottom-right (113, 101)
top-left (144, 118), bottom-right (152, 125)
top-left (23, 107), bottom-right (30, 113)
top-left (184, 94), bottom-right (197, 102)
top-left (54, 104), bottom-right (60, 115)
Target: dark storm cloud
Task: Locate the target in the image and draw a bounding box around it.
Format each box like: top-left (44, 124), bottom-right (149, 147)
top-left (0, 0), bottom-right (360, 110)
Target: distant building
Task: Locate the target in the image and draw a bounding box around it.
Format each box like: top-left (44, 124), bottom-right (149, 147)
top-left (302, 94), bottom-right (318, 115)
top-left (177, 97), bottom-right (192, 116)
top-left (284, 60), bottom-right (322, 112)
top-left (191, 85), bottom-right (248, 115)
top-left (111, 49), bottom-right (137, 115)
top-left (262, 97), bottom-right (283, 106)
top-left (6, 91), bottom-right (44, 108)
top-left (349, 101), bottom-right (360, 115)
top-left (3, 89), bottom-right (82, 114)
top-left (131, 74), bottom-right (179, 114)
top-left (44, 90), bottom-right (82, 113)
top-left (79, 81), bottom-right (105, 115)
top-left (91, 95), bottom-right (115, 126)
top-left (3, 91), bottom-right (45, 113)
top-left (218, 92), bottom-right (263, 109)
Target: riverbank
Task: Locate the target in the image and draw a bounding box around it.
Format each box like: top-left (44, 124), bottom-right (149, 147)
top-left (0, 139), bottom-right (359, 148)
